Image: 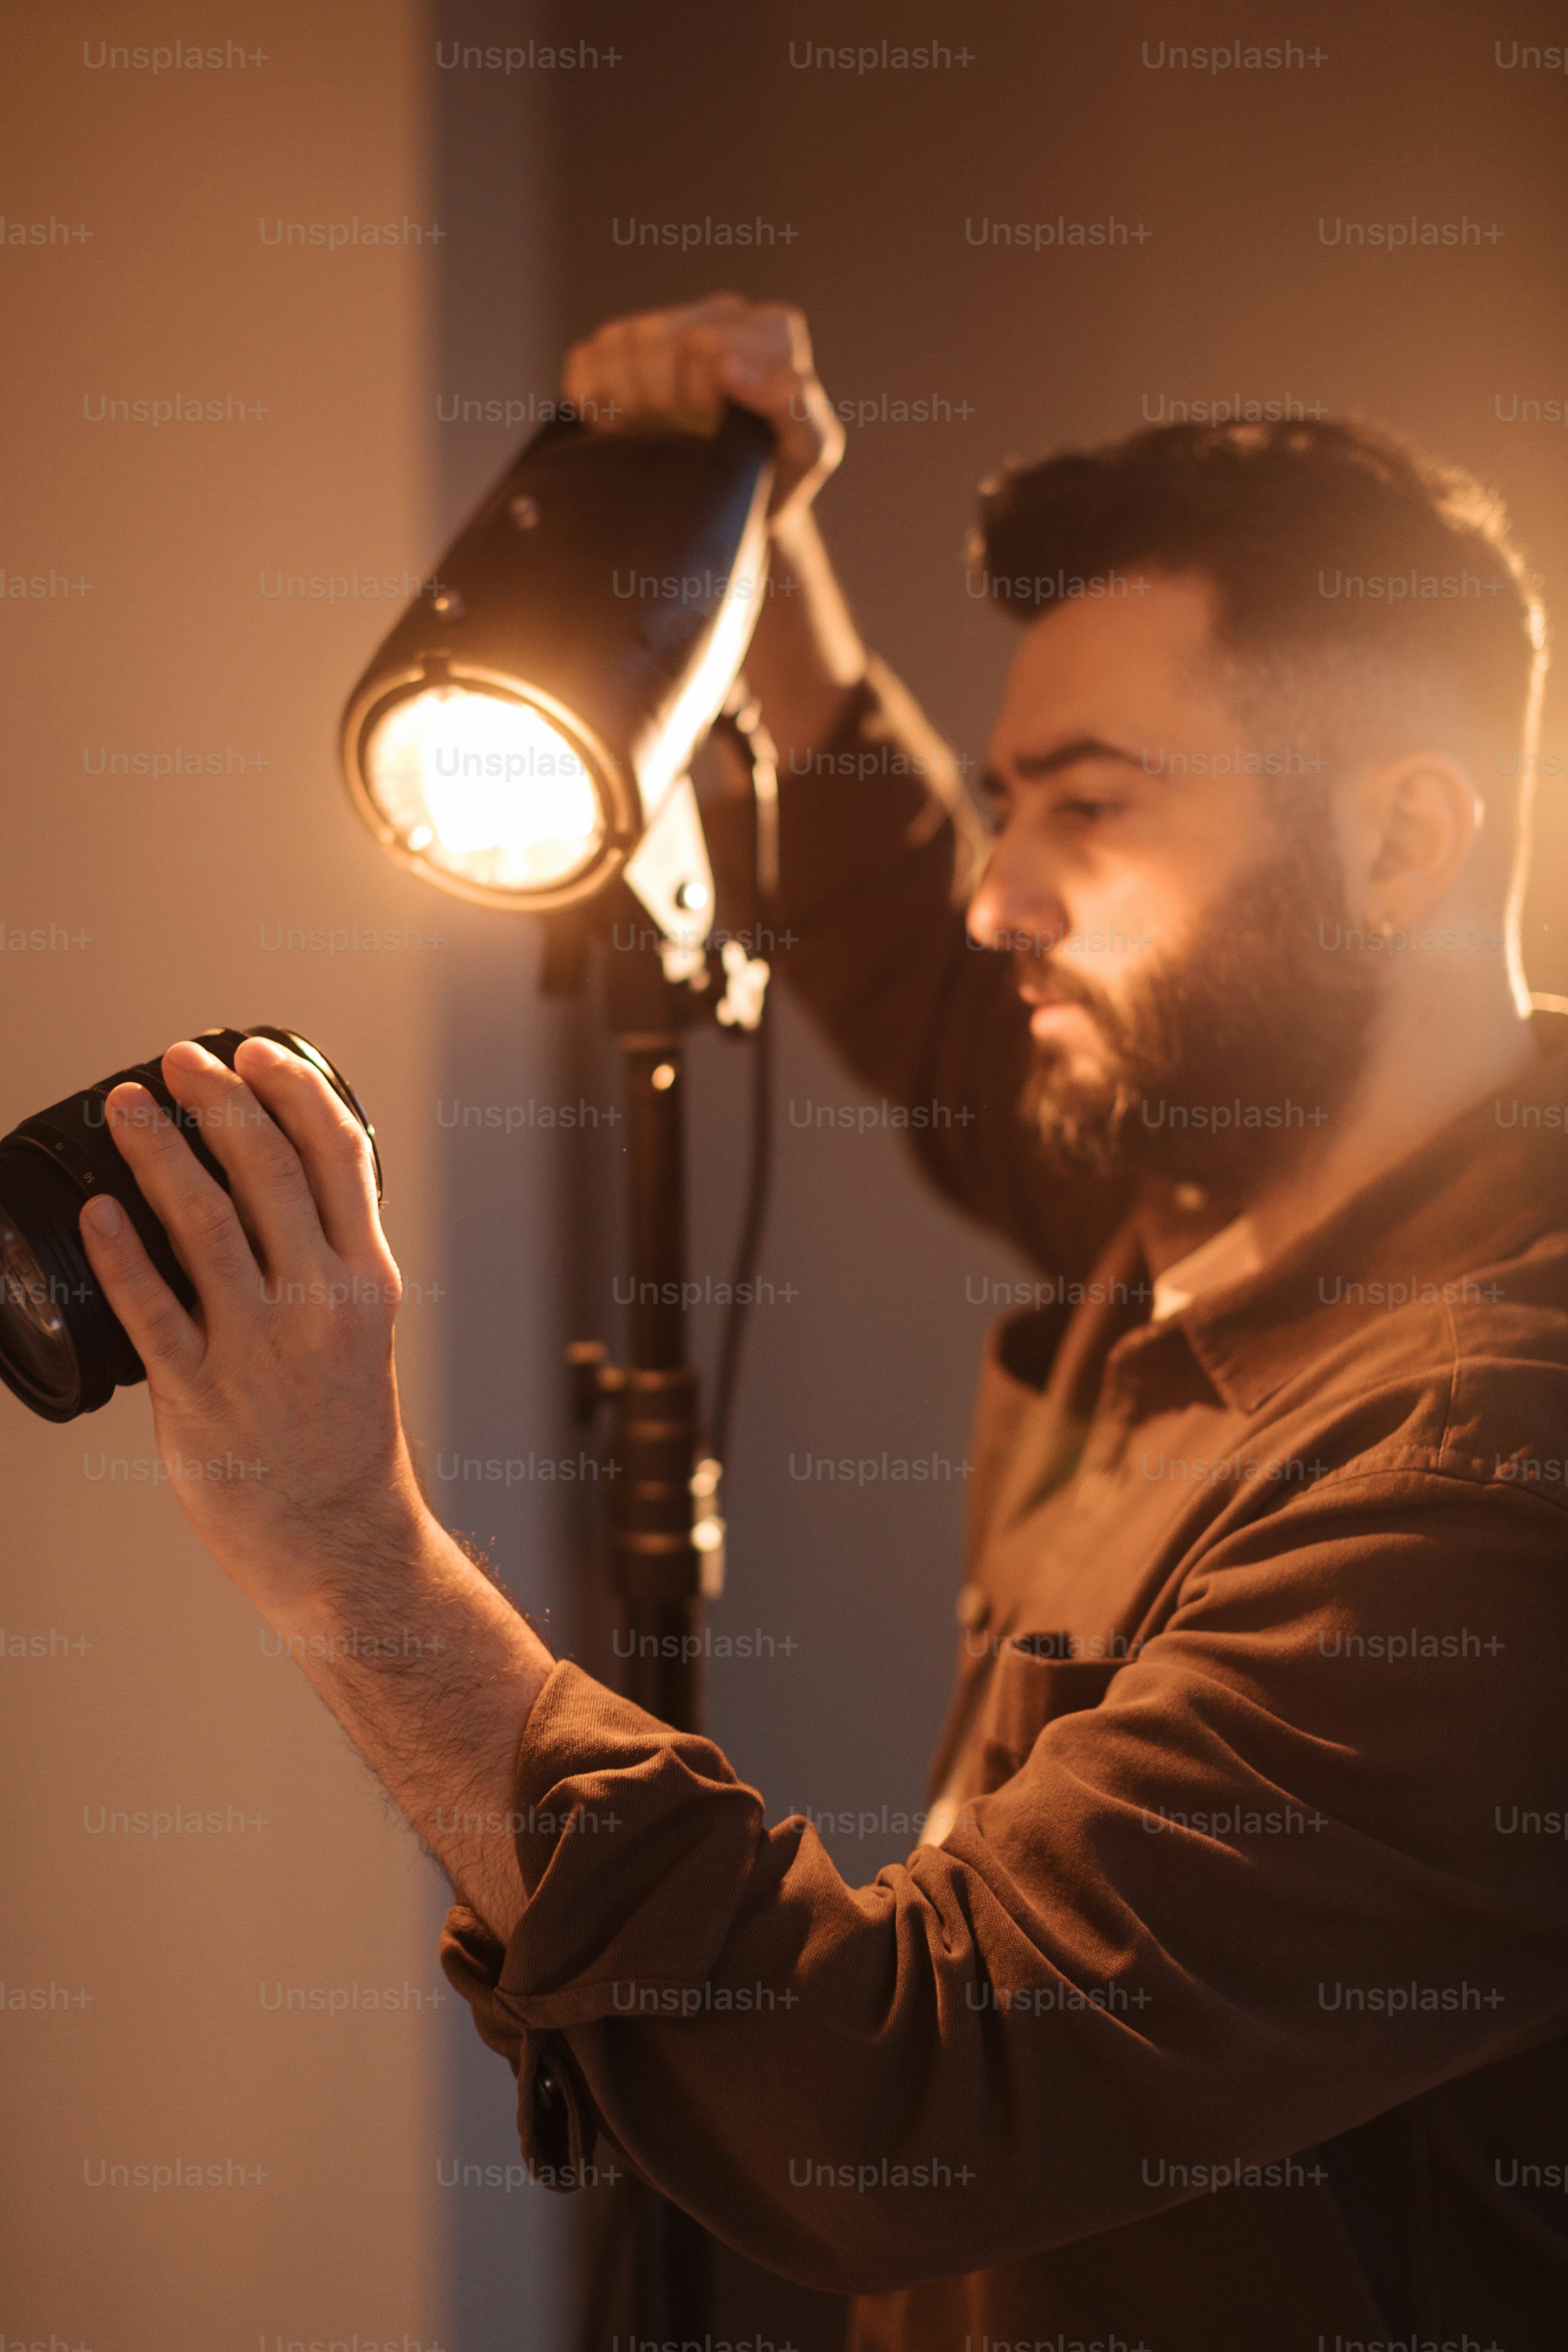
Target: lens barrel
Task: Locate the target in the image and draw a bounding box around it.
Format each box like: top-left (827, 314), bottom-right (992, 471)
top-left (0, 1027), bottom-right (379, 1423)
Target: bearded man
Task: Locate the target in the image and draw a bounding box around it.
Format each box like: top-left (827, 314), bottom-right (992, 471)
top-left (78, 296), bottom-right (1568, 2352)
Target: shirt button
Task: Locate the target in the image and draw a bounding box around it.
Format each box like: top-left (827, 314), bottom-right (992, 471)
top-left (955, 1583), bottom-right (991, 1631)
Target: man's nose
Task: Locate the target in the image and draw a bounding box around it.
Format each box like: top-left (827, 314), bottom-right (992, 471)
top-left (965, 831), bottom-right (1070, 955)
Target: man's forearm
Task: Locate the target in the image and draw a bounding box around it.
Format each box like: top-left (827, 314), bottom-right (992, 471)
top-left (562, 297), bottom-right (865, 767)
top-left (746, 508), bottom-right (868, 767)
top-left (74, 1042), bottom-right (559, 1949)
top-left (273, 1512), bottom-right (552, 1943)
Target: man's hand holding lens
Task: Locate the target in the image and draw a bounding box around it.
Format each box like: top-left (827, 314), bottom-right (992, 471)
top-left (76, 1034), bottom-right (424, 1630)
top-left (76, 1033), bottom-right (547, 1940)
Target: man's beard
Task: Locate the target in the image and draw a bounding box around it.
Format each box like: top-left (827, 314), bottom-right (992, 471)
top-left (1020, 817), bottom-right (1383, 1191)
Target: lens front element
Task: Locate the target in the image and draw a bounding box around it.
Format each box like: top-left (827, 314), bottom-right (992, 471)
top-left (0, 1204), bottom-right (79, 1409)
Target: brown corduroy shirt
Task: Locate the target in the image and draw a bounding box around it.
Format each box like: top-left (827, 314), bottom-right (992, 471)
top-left (442, 664), bottom-right (1568, 2352)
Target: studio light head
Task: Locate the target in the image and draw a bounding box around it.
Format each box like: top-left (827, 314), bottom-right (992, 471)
top-left (0, 1028), bottom-right (377, 1423)
top-left (339, 404), bottom-right (775, 946)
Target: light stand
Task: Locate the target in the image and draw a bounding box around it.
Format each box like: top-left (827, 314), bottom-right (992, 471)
top-left (565, 945), bottom-right (719, 2344)
top-left (557, 687), bottom-right (778, 2345)
top-left (567, 964), bottom-right (718, 1734)
top-left (562, 704), bottom-right (778, 2347)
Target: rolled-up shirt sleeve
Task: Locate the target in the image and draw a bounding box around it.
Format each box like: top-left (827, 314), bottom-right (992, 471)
top-left (441, 1472), bottom-right (1568, 2298)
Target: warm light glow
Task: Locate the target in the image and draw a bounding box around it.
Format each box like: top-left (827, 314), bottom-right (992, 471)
top-left (363, 686), bottom-right (605, 896)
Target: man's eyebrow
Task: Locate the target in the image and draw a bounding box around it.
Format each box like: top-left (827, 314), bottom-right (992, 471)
top-left (1006, 735), bottom-right (1146, 782)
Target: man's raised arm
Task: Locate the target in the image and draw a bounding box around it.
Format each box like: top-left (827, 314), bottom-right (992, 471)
top-left (565, 295), bottom-right (1129, 1278)
top-left (562, 292), bottom-right (867, 772)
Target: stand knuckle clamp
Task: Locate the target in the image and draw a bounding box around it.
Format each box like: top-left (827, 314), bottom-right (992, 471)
top-left (562, 1349), bottom-right (726, 1607)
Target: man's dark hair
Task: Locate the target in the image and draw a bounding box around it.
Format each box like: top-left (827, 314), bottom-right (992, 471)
top-left (975, 417), bottom-right (1546, 898)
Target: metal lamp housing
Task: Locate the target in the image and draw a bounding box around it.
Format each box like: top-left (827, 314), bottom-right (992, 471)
top-left (340, 405), bottom-right (776, 913)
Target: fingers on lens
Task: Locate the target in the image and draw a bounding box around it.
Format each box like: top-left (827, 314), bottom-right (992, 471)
top-left (165, 1046), bottom-right (311, 1202)
top-left (233, 1041), bottom-right (381, 1260)
top-left (81, 1208), bottom-right (199, 1374)
top-left (144, 1049), bottom-right (316, 1284)
top-left (112, 1097), bottom-right (250, 1287)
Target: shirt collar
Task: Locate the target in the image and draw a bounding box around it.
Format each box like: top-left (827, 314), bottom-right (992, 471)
top-left (1167, 1010), bottom-right (1568, 1416)
top-left (1151, 1216), bottom-right (1263, 1322)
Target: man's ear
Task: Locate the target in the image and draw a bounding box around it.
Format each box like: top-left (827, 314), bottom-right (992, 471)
top-left (1356, 753), bottom-right (1482, 929)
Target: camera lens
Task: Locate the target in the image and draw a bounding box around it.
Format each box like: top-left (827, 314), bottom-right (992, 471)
top-left (0, 1027), bottom-right (380, 1423)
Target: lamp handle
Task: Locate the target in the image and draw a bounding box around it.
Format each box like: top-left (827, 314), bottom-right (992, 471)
top-left (516, 396), bottom-right (776, 466)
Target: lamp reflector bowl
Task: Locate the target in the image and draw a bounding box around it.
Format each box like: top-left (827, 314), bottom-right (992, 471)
top-left (339, 405), bottom-right (776, 915)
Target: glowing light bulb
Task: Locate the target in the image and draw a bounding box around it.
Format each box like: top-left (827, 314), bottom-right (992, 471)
top-left (363, 686), bottom-right (605, 897)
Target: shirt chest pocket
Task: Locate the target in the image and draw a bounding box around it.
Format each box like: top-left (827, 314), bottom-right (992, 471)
top-left (975, 1640), bottom-right (1126, 1797)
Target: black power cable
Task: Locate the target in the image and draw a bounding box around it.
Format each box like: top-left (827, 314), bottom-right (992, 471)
top-left (708, 981), bottom-right (773, 1478)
